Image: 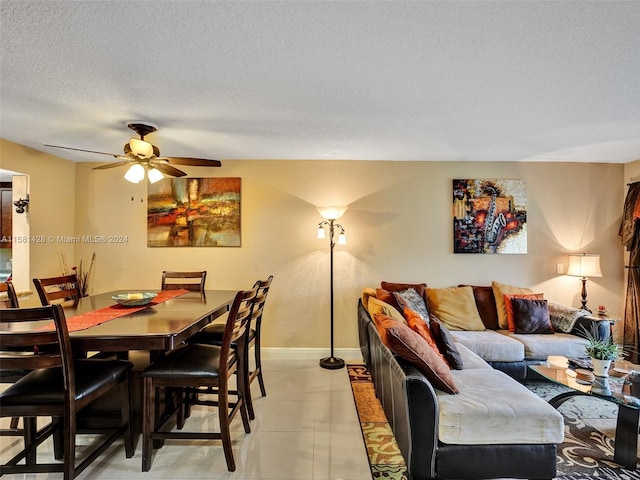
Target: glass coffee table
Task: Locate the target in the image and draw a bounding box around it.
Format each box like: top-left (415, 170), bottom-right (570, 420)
top-left (529, 356), bottom-right (640, 469)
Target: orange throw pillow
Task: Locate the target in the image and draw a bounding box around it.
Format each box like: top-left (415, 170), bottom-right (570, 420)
top-left (504, 293), bottom-right (544, 332)
top-left (404, 308), bottom-right (450, 367)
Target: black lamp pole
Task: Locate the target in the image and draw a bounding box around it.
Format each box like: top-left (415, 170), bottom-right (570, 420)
top-left (319, 218), bottom-right (345, 370)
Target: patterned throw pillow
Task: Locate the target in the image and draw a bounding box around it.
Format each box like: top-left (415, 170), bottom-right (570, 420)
top-left (547, 301), bottom-right (590, 333)
top-left (393, 288), bottom-right (430, 321)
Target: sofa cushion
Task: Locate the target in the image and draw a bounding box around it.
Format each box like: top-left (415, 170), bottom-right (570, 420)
top-left (450, 329), bottom-right (525, 362)
top-left (436, 369), bottom-right (564, 445)
top-left (430, 315), bottom-right (464, 370)
top-left (498, 330), bottom-right (589, 360)
top-left (492, 281), bottom-right (534, 329)
top-left (455, 343), bottom-right (492, 370)
top-left (373, 313), bottom-right (459, 394)
top-left (368, 296), bottom-right (405, 323)
top-left (511, 298), bottom-right (554, 334)
top-left (504, 293), bottom-right (544, 332)
top-left (426, 286), bottom-right (485, 331)
top-left (459, 285), bottom-right (499, 329)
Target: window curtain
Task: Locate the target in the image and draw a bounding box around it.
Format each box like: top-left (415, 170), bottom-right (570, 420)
top-left (619, 181), bottom-right (640, 363)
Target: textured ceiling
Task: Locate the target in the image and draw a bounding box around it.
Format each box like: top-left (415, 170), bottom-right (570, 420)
top-left (1, 0), bottom-right (639, 164)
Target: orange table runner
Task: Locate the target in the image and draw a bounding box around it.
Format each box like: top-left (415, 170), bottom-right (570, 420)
top-left (41, 289), bottom-right (191, 332)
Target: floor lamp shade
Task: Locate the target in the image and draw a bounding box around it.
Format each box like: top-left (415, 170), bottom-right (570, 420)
top-left (567, 253), bottom-right (602, 311)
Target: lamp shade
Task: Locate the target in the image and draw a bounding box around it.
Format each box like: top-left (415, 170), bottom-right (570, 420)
top-left (317, 206), bottom-right (347, 220)
top-left (567, 253), bottom-right (602, 278)
top-left (124, 163), bottom-right (145, 183)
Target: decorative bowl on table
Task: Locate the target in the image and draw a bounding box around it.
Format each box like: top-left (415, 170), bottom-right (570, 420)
top-left (112, 292), bottom-right (158, 307)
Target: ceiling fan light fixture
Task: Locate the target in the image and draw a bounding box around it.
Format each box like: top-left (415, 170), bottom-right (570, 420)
top-left (124, 163), bottom-right (145, 183)
top-left (129, 137), bottom-right (154, 158)
top-left (147, 167), bottom-right (164, 184)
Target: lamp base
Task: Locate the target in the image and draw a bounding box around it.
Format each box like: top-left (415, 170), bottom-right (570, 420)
top-left (319, 356), bottom-right (345, 370)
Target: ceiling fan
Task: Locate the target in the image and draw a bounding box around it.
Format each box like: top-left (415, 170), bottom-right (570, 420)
top-left (45, 122), bottom-right (222, 184)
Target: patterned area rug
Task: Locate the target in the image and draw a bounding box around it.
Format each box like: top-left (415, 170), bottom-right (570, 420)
top-left (347, 364), bottom-right (640, 480)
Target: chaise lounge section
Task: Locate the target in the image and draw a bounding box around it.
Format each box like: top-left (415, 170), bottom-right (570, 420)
top-left (357, 280), bottom-right (610, 480)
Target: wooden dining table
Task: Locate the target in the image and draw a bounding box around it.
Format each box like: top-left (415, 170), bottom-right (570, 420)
top-left (61, 289), bottom-right (237, 359)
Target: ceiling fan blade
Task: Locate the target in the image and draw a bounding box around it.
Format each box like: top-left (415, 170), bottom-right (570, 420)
top-left (151, 162), bottom-right (187, 177)
top-left (165, 157), bottom-right (222, 167)
top-left (92, 161), bottom-right (133, 170)
top-left (44, 144), bottom-right (121, 158)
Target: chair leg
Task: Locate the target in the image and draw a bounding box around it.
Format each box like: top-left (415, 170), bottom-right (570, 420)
top-left (120, 378), bottom-right (135, 458)
top-left (9, 416), bottom-right (19, 429)
top-left (63, 412), bottom-right (76, 480)
top-left (23, 417), bottom-right (37, 465)
top-left (53, 416), bottom-right (64, 460)
top-left (217, 384), bottom-right (236, 471)
top-left (255, 338), bottom-right (267, 397)
top-left (142, 377), bottom-right (155, 472)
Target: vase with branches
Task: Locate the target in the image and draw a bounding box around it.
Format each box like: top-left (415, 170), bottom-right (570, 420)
top-left (60, 252), bottom-right (95, 297)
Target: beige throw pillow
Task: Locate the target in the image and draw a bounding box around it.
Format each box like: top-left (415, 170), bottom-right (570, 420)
top-left (367, 296), bottom-right (406, 323)
top-left (492, 281), bottom-right (534, 329)
top-left (426, 286), bottom-right (485, 331)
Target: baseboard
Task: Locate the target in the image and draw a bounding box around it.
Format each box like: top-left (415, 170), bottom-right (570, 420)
top-left (262, 347), bottom-right (363, 362)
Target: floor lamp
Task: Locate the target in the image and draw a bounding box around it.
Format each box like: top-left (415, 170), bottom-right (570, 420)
top-left (317, 206), bottom-right (347, 370)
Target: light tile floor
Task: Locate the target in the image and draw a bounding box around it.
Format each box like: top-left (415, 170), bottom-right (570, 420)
top-left (0, 358), bottom-right (371, 480)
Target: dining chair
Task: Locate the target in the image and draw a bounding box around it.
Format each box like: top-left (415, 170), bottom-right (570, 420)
top-left (0, 280), bottom-right (25, 438)
top-left (161, 270), bottom-right (207, 292)
top-left (188, 275), bottom-right (273, 420)
top-left (141, 286), bottom-right (258, 472)
top-left (33, 274), bottom-right (82, 306)
top-left (0, 304), bottom-right (134, 480)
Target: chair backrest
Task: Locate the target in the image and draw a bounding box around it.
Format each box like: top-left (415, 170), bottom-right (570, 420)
top-left (161, 271), bottom-right (207, 292)
top-left (0, 281), bottom-right (19, 308)
top-left (219, 286), bottom-right (258, 376)
top-left (32, 274), bottom-right (82, 306)
top-left (251, 276), bottom-right (273, 332)
top-left (0, 305), bottom-right (75, 397)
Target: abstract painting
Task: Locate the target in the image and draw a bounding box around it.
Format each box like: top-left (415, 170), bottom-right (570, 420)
top-left (453, 179), bottom-right (526, 254)
top-left (148, 177), bottom-right (241, 247)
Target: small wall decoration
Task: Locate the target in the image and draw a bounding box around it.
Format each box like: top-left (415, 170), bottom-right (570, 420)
top-left (453, 179), bottom-right (526, 254)
top-left (148, 177), bottom-right (241, 247)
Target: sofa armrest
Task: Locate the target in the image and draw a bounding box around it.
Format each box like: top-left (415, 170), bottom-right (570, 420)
top-left (570, 315), bottom-right (611, 341)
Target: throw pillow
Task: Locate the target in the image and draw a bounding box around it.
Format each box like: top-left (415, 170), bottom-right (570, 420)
top-left (426, 286), bottom-right (485, 331)
top-left (510, 298), bottom-right (554, 334)
top-left (429, 314), bottom-right (464, 370)
top-left (376, 288), bottom-right (402, 311)
top-left (362, 287), bottom-right (377, 311)
top-left (459, 284), bottom-right (500, 330)
top-left (504, 293), bottom-right (545, 332)
top-left (373, 313), bottom-right (459, 394)
top-left (404, 308), bottom-right (449, 366)
top-left (381, 281), bottom-right (427, 303)
top-left (492, 281), bottom-right (534, 329)
top-left (394, 288), bottom-right (429, 321)
top-left (368, 296), bottom-right (406, 324)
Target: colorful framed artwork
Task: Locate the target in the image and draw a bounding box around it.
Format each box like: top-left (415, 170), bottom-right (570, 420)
top-left (148, 177), bottom-right (241, 247)
top-left (453, 179), bottom-right (526, 254)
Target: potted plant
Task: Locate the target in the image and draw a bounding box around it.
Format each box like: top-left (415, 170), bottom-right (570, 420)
top-left (579, 324), bottom-right (621, 377)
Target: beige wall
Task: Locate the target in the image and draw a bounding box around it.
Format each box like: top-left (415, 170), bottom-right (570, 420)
top-left (1, 139), bottom-right (629, 350)
top-left (0, 140), bottom-right (76, 296)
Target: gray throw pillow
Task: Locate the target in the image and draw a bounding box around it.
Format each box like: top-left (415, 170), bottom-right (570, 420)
top-left (393, 288), bottom-right (429, 321)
